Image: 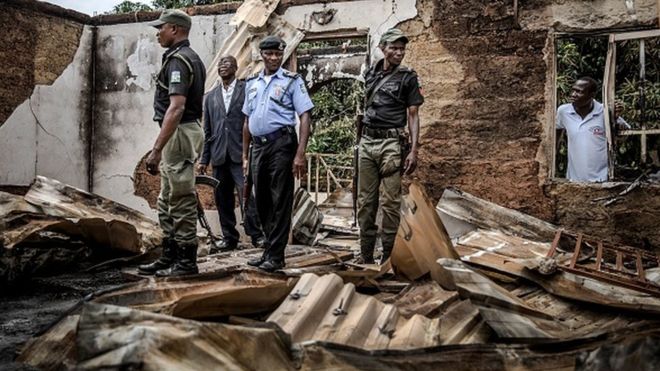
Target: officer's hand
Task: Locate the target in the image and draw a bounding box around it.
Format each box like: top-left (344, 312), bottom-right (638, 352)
top-left (146, 149), bottom-right (161, 176)
top-left (293, 152), bottom-right (307, 179)
top-left (197, 163), bottom-right (207, 175)
top-left (403, 151), bottom-right (417, 176)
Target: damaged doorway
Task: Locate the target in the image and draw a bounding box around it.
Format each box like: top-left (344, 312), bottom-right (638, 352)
top-left (553, 31), bottom-right (660, 182)
top-left (296, 30), bottom-right (368, 199)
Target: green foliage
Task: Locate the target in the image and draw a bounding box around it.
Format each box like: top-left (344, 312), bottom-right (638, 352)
top-left (556, 36), bottom-right (660, 179)
top-left (109, 0), bottom-right (232, 13)
top-left (112, 1), bottom-right (153, 13)
top-left (308, 79), bottom-right (364, 156)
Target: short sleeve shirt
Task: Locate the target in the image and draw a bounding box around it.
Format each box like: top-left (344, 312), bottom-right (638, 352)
top-left (556, 100), bottom-right (609, 182)
top-left (363, 59), bottom-right (424, 128)
top-left (242, 68), bottom-right (314, 136)
top-left (153, 40), bottom-right (206, 123)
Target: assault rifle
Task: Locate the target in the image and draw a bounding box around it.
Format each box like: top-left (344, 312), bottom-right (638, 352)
top-left (195, 174), bottom-right (220, 247)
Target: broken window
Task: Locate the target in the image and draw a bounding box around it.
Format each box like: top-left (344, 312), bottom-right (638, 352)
top-left (553, 30), bottom-right (660, 182)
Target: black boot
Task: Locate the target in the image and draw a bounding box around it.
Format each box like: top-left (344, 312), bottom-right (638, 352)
top-left (356, 243), bottom-right (375, 264)
top-left (138, 238), bottom-right (177, 275)
top-left (380, 236), bottom-right (395, 264)
top-left (156, 243), bottom-right (199, 277)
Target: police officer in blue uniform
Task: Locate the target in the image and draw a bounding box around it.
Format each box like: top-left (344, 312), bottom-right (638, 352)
top-left (242, 35), bottom-right (314, 272)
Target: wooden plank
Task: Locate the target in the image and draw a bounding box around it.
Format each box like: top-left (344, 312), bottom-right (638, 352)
top-left (636, 251), bottom-right (645, 281)
top-left (603, 35), bottom-right (616, 180)
top-left (569, 233), bottom-right (583, 268)
top-left (619, 128), bottom-right (660, 135)
top-left (303, 28), bottom-right (369, 41)
top-left (547, 229), bottom-right (562, 258)
top-left (596, 242), bottom-right (603, 271)
top-left (612, 29), bottom-right (660, 41)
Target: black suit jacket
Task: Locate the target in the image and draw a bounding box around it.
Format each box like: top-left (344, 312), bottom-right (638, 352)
top-left (200, 80), bottom-right (245, 166)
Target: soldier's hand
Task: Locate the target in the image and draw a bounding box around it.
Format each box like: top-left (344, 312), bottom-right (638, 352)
top-left (197, 163), bottom-right (207, 175)
top-left (293, 152), bottom-right (307, 179)
top-left (403, 151), bottom-right (417, 175)
top-left (146, 149), bottom-right (161, 176)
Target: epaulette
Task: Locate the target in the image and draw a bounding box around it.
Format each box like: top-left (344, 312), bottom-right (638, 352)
top-left (282, 70), bottom-right (300, 79)
top-left (398, 65), bottom-right (414, 73)
top-left (245, 74), bottom-right (259, 82)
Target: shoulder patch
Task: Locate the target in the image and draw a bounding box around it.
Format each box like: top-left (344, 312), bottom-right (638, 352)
top-left (171, 70), bottom-right (181, 83)
top-left (282, 70), bottom-right (300, 79)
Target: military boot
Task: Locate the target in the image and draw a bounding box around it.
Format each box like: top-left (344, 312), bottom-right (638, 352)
top-left (155, 243), bottom-right (199, 277)
top-left (138, 238), bottom-right (178, 275)
top-left (355, 243), bottom-right (375, 264)
top-left (380, 236), bottom-right (396, 264)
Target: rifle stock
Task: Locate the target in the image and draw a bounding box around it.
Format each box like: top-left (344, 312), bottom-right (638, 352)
top-left (352, 114), bottom-right (363, 227)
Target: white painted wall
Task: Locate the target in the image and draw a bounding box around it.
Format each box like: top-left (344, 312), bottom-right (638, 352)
top-left (282, 0), bottom-right (419, 62)
top-left (0, 26), bottom-right (93, 190)
top-left (92, 15), bottom-right (232, 215)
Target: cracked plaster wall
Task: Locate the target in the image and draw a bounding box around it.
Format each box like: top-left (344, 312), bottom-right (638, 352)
top-left (0, 24), bottom-right (92, 190)
top-left (93, 0), bottom-right (418, 215)
top-left (92, 16), bottom-right (228, 215)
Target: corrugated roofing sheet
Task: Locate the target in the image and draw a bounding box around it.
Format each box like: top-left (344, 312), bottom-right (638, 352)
top-left (267, 273), bottom-right (442, 350)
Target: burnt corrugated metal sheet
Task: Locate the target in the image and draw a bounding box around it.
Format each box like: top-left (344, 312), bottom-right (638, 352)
top-left (267, 273), bottom-right (442, 350)
top-left (391, 182), bottom-right (458, 287)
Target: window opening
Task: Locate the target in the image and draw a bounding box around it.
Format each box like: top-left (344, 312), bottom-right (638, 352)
top-left (553, 30), bottom-right (660, 182)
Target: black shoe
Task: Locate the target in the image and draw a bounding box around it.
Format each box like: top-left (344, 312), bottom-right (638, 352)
top-left (354, 256), bottom-right (375, 265)
top-left (210, 239), bottom-right (238, 254)
top-left (155, 243), bottom-right (198, 277)
top-left (247, 256), bottom-right (266, 267)
top-left (252, 236), bottom-right (268, 249)
top-left (138, 238), bottom-right (178, 275)
top-left (258, 260), bottom-right (284, 272)
top-left (155, 262), bottom-right (199, 277)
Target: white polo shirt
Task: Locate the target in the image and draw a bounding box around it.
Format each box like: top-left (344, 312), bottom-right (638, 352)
top-left (556, 100), bottom-right (609, 182)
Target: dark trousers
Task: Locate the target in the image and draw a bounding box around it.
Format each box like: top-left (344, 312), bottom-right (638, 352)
top-left (251, 132), bottom-right (296, 263)
top-left (212, 161), bottom-right (263, 243)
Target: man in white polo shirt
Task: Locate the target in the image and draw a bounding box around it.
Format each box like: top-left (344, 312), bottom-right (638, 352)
top-left (556, 77), bottom-right (628, 182)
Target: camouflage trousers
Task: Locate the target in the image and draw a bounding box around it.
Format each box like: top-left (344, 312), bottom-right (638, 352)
top-left (357, 136), bottom-right (401, 260)
top-left (157, 121), bottom-right (204, 246)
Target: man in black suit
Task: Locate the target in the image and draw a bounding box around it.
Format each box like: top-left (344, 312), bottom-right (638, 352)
top-left (198, 56), bottom-right (265, 251)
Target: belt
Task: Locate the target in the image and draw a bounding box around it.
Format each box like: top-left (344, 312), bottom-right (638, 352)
top-left (252, 126), bottom-right (295, 145)
top-left (361, 126), bottom-right (400, 139)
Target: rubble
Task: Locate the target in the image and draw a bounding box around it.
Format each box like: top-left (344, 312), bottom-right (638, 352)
top-left (1, 176), bottom-right (161, 284)
top-left (4, 179), bottom-right (660, 369)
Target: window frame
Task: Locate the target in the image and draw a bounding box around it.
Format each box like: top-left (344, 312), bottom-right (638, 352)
top-left (551, 28), bottom-right (660, 181)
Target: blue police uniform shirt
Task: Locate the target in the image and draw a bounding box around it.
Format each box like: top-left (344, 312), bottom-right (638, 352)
top-left (242, 67), bottom-right (314, 136)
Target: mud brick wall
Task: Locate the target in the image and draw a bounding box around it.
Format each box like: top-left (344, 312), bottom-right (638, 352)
top-left (0, 1), bottom-right (86, 127)
top-left (400, 0), bottom-right (552, 219)
top-left (400, 0), bottom-right (660, 249)
top-left (549, 182), bottom-right (660, 250)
